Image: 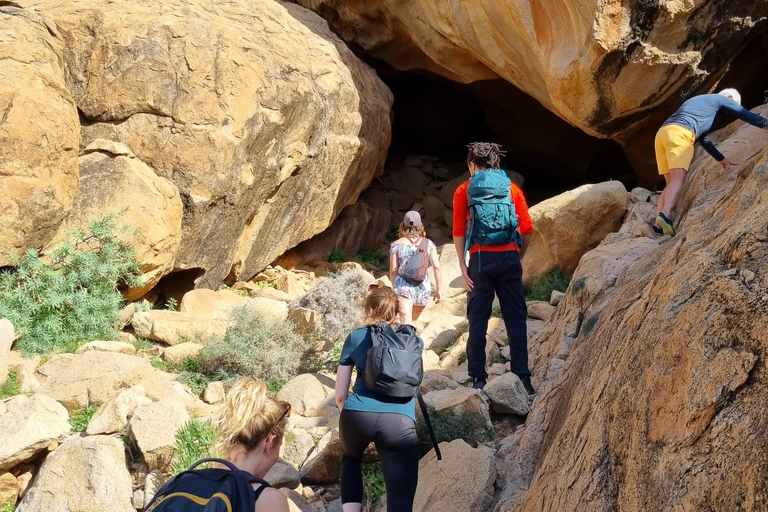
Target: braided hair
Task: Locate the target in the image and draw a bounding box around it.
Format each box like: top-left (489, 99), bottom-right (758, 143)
top-left (467, 142), bottom-right (505, 170)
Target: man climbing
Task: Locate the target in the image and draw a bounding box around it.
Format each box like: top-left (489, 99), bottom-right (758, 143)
top-left (654, 88), bottom-right (768, 236)
top-left (452, 142), bottom-right (535, 394)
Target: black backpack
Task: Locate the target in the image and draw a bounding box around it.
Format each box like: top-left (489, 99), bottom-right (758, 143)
top-left (144, 458), bottom-right (270, 512)
top-left (397, 237), bottom-right (430, 285)
top-left (364, 322), bottom-right (423, 398)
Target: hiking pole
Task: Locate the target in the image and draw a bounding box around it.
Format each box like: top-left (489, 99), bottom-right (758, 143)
top-left (417, 391), bottom-right (442, 461)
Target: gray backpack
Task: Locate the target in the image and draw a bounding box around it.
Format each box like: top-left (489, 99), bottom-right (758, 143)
top-left (397, 237), bottom-right (429, 285)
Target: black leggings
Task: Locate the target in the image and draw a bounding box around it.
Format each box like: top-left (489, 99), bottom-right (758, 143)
top-left (339, 409), bottom-right (419, 512)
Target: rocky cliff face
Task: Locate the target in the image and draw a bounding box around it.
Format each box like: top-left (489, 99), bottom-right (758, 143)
top-left (496, 108), bottom-right (768, 511)
top-left (292, 0), bottom-right (767, 141)
top-left (3, 0), bottom-right (392, 289)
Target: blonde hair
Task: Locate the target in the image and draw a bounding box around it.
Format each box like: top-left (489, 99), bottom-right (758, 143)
top-left (398, 222), bottom-right (426, 239)
top-left (213, 377), bottom-right (288, 456)
top-left (365, 287), bottom-right (398, 325)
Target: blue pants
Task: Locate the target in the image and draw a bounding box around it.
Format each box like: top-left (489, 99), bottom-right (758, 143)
top-left (466, 250), bottom-right (530, 380)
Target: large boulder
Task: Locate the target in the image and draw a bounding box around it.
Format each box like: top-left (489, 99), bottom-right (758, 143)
top-left (16, 435), bottom-right (134, 512)
top-left (129, 399), bottom-right (190, 470)
top-left (19, 0), bottom-right (392, 288)
top-left (496, 114), bottom-right (768, 511)
top-left (413, 439), bottom-right (496, 512)
top-left (0, 5), bottom-right (79, 264)
top-left (277, 373), bottom-right (337, 418)
top-left (0, 395), bottom-right (70, 470)
top-left (86, 385), bottom-right (153, 436)
top-left (46, 140), bottom-right (183, 300)
top-left (179, 289), bottom-right (287, 323)
top-left (131, 310), bottom-right (227, 346)
top-left (522, 181), bottom-right (629, 285)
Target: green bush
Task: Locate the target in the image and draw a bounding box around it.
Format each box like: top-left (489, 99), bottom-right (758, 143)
top-left (69, 402), bottom-right (101, 432)
top-left (358, 250), bottom-right (385, 268)
top-left (362, 462), bottom-right (386, 502)
top-left (170, 418), bottom-right (220, 475)
top-left (198, 306), bottom-right (311, 391)
top-left (289, 269), bottom-right (370, 343)
top-left (151, 356), bottom-right (221, 397)
top-left (525, 268), bottom-right (571, 302)
top-left (1, 371), bottom-right (20, 399)
top-left (330, 249), bottom-right (346, 263)
top-left (416, 407), bottom-right (492, 450)
top-left (0, 214), bottom-right (142, 355)
top-left (1, 501), bottom-right (16, 512)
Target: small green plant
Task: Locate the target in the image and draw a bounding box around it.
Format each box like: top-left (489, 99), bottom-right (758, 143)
top-left (330, 249), bottom-right (346, 263)
top-left (362, 462), bottom-right (386, 502)
top-left (487, 354), bottom-right (505, 367)
top-left (1, 500), bottom-right (16, 512)
top-left (170, 418), bottom-right (220, 475)
top-left (69, 402), bottom-right (102, 432)
top-left (150, 356), bottom-right (215, 396)
top-left (416, 408), bottom-right (491, 449)
top-left (491, 305), bottom-right (502, 318)
top-left (164, 297), bottom-right (179, 311)
top-left (132, 337), bottom-right (154, 352)
top-left (457, 349), bottom-right (467, 365)
top-left (0, 371), bottom-right (20, 399)
top-left (525, 268), bottom-right (571, 302)
top-left (358, 250), bottom-right (385, 268)
top-left (0, 214), bottom-right (142, 356)
top-left (134, 300), bottom-right (152, 312)
top-left (198, 306), bottom-right (312, 392)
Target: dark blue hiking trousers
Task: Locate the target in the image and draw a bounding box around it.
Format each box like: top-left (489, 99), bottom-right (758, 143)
top-left (466, 250), bottom-right (530, 381)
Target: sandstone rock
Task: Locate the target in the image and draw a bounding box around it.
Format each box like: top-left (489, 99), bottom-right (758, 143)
top-left (423, 195), bottom-right (446, 223)
top-left (75, 340), bottom-right (137, 355)
top-left (46, 140), bottom-right (183, 300)
top-left (0, 319), bottom-right (14, 383)
top-left (236, 284), bottom-right (294, 303)
top-left (420, 373), bottom-right (460, 395)
top-left (0, 471), bottom-right (20, 505)
top-left (289, 308), bottom-right (323, 336)
top-left (422, 349), bottom-right (441, 371)
top-left (439, 172), bottom-right (469, 209)
top-left (419, 314), bottom-right (467, 352)
top-left (266, 459), bottom-right (301, 489)
top-left (14, 367), bottom-right (40, 394)
top-left (86, 385), bottom-right (152, 436)
top-left (132, 310), bottom-right (227, 346)
top-left (422, 388), bottom-right (491, 431)
top-left (550, 290), bottom-right (565, 306)
top-left (24, 0), bottom-right (392, 288)
top-left (276, 374), bottom-right (337, 417)
top-left (413, 439), bottom-right (496, 512)
top-left (180, 289), bottom-right (287, 322)
top-left (129, 399), bottom-right (190, 470)
top-left (484, 373), bottom-right (530, 415)
top-left (162, 343), bottom-right (204, 365)
top-left (629, 187), bottom-right (651, 203)
top-left (132, 489), bottom-right (145, 510)
top-left (526, 301), bottom-right (556, 322)
top-left (522, 181), bottom-right (629, 286)
top-left (16, 470), bottom-right (33, 500)
top-left (282, 489), bottom-right (315, 512)
top-left (486, 318), bottom-right (507, 347)
top-left (433, 243), bottom-right (466, 299)
top-left (438, 333), bottom-right (468, 369)
top-left (280, 429), bottom-right (316, 469)
top-left (0, 395), bottom-right (70, 470)
top-left (299, 429), bottom-right (342, 485)
top-left (0, 6), bottom-right (79, 265)
top-left (143, 470), bottom-right (165, 508)
top-left (275, 273), bottom-right (308, 300)
top-left (202, 381), bottom-right (225, 405)
top-left (36, 351), bottom-right (155, 410)
top-left (16, 435), bottom-right (134, 512)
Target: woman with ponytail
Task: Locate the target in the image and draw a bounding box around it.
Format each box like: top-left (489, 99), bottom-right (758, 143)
top-left (334, 286), bottom-right (423, 512)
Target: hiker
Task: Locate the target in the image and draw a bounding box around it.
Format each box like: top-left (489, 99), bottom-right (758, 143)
top-left (452, 142), bottom-right (535, 393)
top-left (389, 210), bottom-right (443, 326)
top-left (144, 377), bottom-right (290, 512)
top-left (654, 88), bottom-right (768, 236)
top-left (335, 286), bottom-right (423, 512)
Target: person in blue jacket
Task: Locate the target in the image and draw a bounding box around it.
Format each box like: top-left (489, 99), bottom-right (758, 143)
top-left (654, 88), bottom-right (768, 236)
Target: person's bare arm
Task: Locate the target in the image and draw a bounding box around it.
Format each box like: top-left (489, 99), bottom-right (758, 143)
top-left (389, 251), bottom-right (398, 286)
top-left (335, 365), bottom-right (353, 411)
top-left (453, 236), bottom-right (473, 292)
top-left (255, 487), bottom-right (290, 512)
top-left (519, 233), bottom-right (533, 260)
top-left (429, 247), bottom-right (442, 302)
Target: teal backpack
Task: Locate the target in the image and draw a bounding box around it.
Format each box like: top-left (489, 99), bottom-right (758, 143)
top-left (465, 169), bottom-right (522, 264)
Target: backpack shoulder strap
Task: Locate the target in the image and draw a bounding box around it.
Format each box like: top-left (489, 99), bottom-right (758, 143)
top-left (417, 391), bottom-right (442, 461)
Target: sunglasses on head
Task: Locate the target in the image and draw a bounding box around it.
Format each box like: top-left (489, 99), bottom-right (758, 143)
top-left (270, 401), bottom-right (291, 435)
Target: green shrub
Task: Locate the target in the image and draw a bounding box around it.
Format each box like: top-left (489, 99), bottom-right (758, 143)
top-left (170, 418), bottom-right (220, 475)
top-left (525, 268), bottom-right (571, 302)
top-left (358, 250), bottom-right (385, 267)
top-left (330, 249), bottom-right (346, 263)
top-left (289, 269), bottom-right (370, 343)
top-left (69, 402), bottom-right (101, 432)
top-left (1, 371), bottom-right (20, 399)
top-left (416, 407), bottom-right (492, 450)
top-left (362, 462), bottom-right (386, 502)
top-left (150, 356), bottom-right (219, 397)
top-left (1, 501), bottom-right (16, 512)
top-left (0, 214), bottom-right (142, 356)
top-left (198, 306), bottom-right (311, 391)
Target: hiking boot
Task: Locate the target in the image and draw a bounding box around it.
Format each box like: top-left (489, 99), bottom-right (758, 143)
top-left (656, 213), bottom-right (675, 236)
top-left (519, 376), bottom-right (536, 396)
top-left (652, 225), bottom-right (664, 236)
top-left (472, 378), bottom-right (486, 390)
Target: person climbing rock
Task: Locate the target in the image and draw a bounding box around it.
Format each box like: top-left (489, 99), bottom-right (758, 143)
top-left (452, 142), bottom-right (535, 394)
top-left (654, 88), bottom-right (768, 236)
top-left (389, 210), bottom-right (442, 326)
top-left (335, 286), bottom-right (423, 512)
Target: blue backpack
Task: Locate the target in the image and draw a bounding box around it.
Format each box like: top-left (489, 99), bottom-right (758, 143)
top-left (465, 169), bottom-right (522, 257)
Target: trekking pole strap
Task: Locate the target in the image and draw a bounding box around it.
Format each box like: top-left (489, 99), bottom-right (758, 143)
top-left (417, 391), bottom-right (442, 461)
